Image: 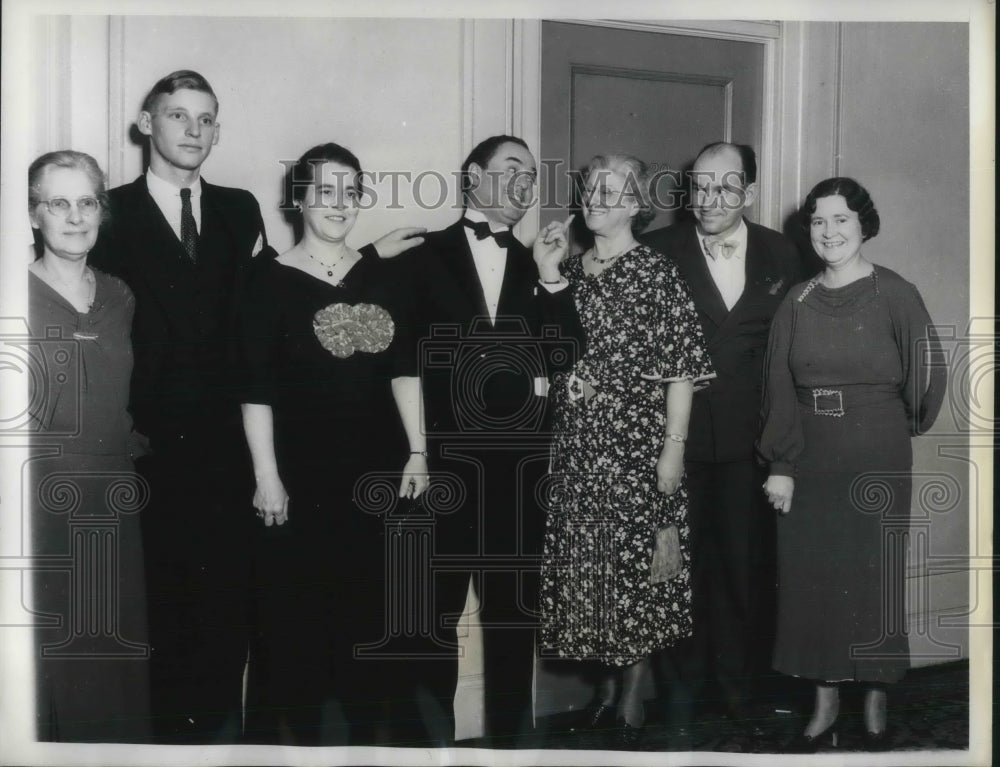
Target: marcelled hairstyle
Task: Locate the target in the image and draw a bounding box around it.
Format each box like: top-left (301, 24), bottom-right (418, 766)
top-left (460, 135), bottom-right (531, 194)
top-left (282, 142), bottom-right (364, 209)
top-left (281, 142), bottom-right (364, 242)
top-left (695, 141), bottom-right (758, 186)
top-left (802, 177), bottom-right (881, 241)
top-left (580, 153), bottom-right (657, 234)
top-left (28, 150), bottom-right (109, 220)
top-left (141, 70), bottom-right (218, 114)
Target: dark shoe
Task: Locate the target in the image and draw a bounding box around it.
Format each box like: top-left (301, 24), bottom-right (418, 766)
top-left (862, 727), bottom-right (891, 752)
top-left (725, 702), bottom-right (767, 738)
top-left (615, 718), bottom-right (643, 749)
top-left (666, 724), bottom-right (693, 751)
top-left (569, 700), bottom-right (616, 733)
top-left (782, 721), bottom-right (838, 753)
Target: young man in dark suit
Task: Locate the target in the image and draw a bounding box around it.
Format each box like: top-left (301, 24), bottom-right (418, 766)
top-left (394, 135), bottom-right (582, 746)
top-left (89, 70), bottom-right (424, 743)
top-left (88, 70), bottom-right (266, 744)
top-left (642, 142), bottom-right (803, 734)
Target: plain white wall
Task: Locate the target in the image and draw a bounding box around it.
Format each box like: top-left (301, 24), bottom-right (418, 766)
top-left (115, 17), bottom-right (467, 253)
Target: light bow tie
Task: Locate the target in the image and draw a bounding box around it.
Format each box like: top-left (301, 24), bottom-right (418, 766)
top-left (704, 236), bottom-right (738, 260)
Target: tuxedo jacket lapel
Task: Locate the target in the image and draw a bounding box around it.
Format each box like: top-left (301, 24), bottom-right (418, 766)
top-left (676, 226), bottom-right (729, 332)
top-left (440, 221), bottom-right (491, 321)
top-left (495, 238), bottom-right (531, 319)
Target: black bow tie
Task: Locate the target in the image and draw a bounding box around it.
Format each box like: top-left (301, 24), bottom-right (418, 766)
top-left (463, 218), bottom-right (515, 249)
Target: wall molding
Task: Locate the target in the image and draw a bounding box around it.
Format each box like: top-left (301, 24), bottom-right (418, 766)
top-left (833, 21), bottom-right (845, 175)
top-left (107, 16), bottom-right (127, 187)
top-left (38, 16), bottom-right (72, 153)
top-left (460, 19), bottom-right (475, 169)
top-left (555, 19), bottom-right (782, 41)
top-left (512, 19), bottom-right (541, 240)
top-left (567, 64), bottom-right (735, 167)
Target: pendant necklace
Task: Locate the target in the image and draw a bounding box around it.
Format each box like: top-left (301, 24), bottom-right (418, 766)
top-left (303, 246), bottom-right (349, 285)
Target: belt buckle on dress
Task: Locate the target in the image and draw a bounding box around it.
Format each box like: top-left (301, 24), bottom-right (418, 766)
top-left (812, 388), bottom-right (844, 417)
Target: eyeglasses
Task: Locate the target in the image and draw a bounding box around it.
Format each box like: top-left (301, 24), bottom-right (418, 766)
top-left (583, 186), bottom-right (634, 206)
top-left (36, 197), bottom-right (102, 218)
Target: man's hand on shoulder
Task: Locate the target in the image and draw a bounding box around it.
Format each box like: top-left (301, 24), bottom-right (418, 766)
top-left (372, 227), bottom-right (428, 258)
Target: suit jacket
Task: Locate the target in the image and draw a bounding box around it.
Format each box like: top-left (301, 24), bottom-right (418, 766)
top-left (89, 175), bottom-right (267, 455)
top-left (642, 219), bottom-right (801, 463)
top-left (401, 218), bottom-right (584, 440)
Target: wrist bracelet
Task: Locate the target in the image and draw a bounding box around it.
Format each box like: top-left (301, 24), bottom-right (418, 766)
top-left (410, 450), bottom-right (428, 456)
top-left (667, 433), bottom-right (686, 443)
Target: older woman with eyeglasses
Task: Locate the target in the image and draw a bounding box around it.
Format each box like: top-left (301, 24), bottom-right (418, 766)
top-left (27, 150), bottom-right (150, 742)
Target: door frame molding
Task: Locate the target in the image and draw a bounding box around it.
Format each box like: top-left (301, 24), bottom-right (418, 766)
top-left (510, 18), bottom-right (796, 234)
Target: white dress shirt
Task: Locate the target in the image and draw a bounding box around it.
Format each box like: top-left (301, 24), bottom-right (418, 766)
top-left (463, 208), bottom-right (508, 324)
top-left (146, 169), bottom-right (203, 241)
top-left (701, 219), bottom-right (748, 311)
top-left (462, 208), bottom-right (567, 396)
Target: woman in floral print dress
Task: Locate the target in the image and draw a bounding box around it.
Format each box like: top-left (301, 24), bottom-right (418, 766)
top-left (539, 154), bottom-right (714, 744)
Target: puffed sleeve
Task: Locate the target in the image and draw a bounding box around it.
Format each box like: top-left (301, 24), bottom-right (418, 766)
top-left (653, 258), bottom-right (716, 383)
top-left (890, 279), bottom-right (947, 435)
top-left (236, 252), bottom-right (281, 405)
top-left (756, 293), bottom-right (804, 477)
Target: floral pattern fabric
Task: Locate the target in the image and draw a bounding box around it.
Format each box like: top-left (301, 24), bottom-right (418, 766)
top-left (539, 245), bottom-right (714, 667)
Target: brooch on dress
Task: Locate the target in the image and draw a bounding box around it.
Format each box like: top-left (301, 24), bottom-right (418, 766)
top-left (312, 303), bottom-right (394, 358)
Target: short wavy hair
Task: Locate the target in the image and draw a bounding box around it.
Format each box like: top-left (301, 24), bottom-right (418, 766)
top-left (802, 177), bottom-right (881, 241)
top-left (28, 150), bottom-right (109, 221)
top-left (141, 69), bottom-right (218, 114)
top-left (460, 135), bottom-right (531, 195)
top-left (579, 153), bottom-right (656, 234)
top-left (283, 142), bottom-right (364, 211)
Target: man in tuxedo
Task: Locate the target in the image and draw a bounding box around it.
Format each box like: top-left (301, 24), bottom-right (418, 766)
top-left (395, 135), bottom-right (582, 746)
top-left (642, 142), bottom-right (802, 731)
top-left (89, 70), bottom-right (424, 743)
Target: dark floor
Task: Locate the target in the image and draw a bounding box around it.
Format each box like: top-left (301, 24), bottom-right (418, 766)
top-left (466, 660), bottom-right (970, 753)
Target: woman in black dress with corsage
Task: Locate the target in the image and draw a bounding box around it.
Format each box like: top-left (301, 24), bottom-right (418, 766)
top-left (539, 154), bottom-right (714, 747)
top-left (239, 143), bottom-right (428, 745)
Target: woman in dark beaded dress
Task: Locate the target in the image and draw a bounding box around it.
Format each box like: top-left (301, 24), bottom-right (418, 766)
top-left (759, 177), bottom-right (946, 752)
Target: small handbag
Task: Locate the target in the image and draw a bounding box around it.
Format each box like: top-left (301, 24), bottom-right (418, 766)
top-left (650, 524), bottom-right (682, 583)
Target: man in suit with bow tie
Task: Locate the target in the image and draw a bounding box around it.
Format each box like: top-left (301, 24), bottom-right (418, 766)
top-left (642, 142), bottom-right (803, 732)
top-left (395, 135), bottom-right (583, 746)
